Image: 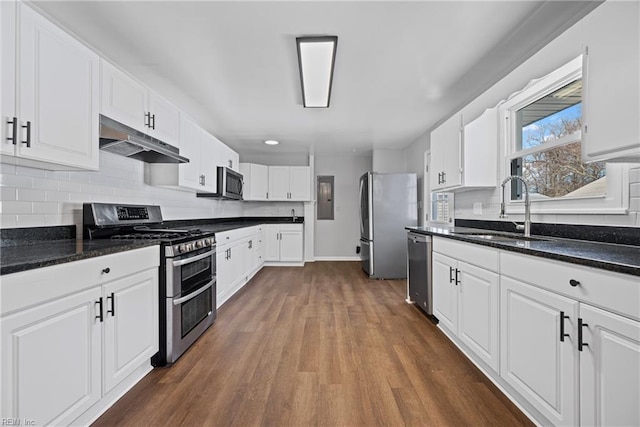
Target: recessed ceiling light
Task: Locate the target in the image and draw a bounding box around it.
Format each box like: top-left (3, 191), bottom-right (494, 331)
top-left (264, 140), bottom-right (279, 145)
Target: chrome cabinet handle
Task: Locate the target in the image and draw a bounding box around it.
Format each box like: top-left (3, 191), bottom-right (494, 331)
top-left (449, 266), bottom-right (455, 283)
top-left (569, 279), bottom-right (580, 287)
top-left (151, 113), bottom-right (156, 130)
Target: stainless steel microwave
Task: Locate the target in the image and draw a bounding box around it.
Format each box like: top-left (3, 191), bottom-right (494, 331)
top-left (215, 166), bottom-right (243, 200)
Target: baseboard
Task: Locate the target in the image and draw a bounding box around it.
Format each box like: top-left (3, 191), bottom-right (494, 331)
top-left (263, 261), bottom-right (305, 267)
top-left (313, 256), bottom-right (361, 261)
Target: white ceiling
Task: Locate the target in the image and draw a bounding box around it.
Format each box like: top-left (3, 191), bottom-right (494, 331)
top-left (33, 1), bottom-right (599, 156)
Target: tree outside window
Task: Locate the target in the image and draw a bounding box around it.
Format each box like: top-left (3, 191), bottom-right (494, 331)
top-left (509, 79), bottom-right (606, 200)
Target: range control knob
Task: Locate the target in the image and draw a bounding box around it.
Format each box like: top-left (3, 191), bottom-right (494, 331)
top-left (195, 240), bottom-right (203, 249)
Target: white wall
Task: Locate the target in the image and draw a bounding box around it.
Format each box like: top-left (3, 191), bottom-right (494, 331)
top-left (314, 153), bottom-right (371, 259)
top-left (404, 1), bottom-right (640, 228)
top-left (372, 148), bottom-right (407, 173)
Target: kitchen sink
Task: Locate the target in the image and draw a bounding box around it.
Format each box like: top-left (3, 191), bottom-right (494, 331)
top-left (452, 231), bottom-right (552, 242)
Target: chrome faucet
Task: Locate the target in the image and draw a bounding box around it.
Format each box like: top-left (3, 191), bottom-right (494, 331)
top-left (291, 208), bottom-right (297, 222)
top-left (500, 175), bottom-right (531, 237)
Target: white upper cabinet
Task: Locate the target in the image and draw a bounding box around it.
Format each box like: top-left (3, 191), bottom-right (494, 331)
top-left (217, 141), bottom-right (239, 172)
top-left (1, 2), bottom-right (99, 170)
top-left (430, 109), bottom-right (498, 192)
top-left (461, 108), bottom-right (498, 188)
top-left (267, 166), bottom-right (311, 201)
top-left (240, 163), bottom-right (268, 200)
top-left (582, 1), bottom-right (640, 162)
top-left (1, 1), bottom-right (16, 157)
top-left (100, 59), bottom-right (179, 146)
top-left (430, 114), bottom-right (462, 191)
top-left (146, 114), bottom-right (217, 192)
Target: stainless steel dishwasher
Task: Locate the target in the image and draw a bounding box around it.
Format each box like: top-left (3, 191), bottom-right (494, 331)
top-left (407, 232), bottom-right (432, 315)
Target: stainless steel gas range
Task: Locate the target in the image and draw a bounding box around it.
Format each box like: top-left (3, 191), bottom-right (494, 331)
top-left (83, 203), bottom-right (216, 366)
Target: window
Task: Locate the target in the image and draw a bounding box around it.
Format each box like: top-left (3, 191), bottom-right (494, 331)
top-left (501, 56), bottom-right (628, 214)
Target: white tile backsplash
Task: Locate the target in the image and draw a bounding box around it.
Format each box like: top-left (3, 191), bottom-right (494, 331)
top-left (0, 151), bottom-right (264, 231)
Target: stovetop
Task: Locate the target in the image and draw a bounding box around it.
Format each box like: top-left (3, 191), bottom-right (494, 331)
top-left (83, 203), bottom-right (217, 257)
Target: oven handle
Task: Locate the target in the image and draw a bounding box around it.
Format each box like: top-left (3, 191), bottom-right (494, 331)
top-left (172, 249), bottom-right (215, 267)
top-left (173, 279), bottom-right (215, 306)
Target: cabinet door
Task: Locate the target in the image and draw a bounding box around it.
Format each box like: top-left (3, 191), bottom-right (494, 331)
top-left (440, 114), bottom-right (462, 189)
top-left (200, 131), bottom-right (218, 192)
top-left (279, 230), bottom-right (303, 262)
top-left (429, 127), bottom-right (444, 190)
top-left (580, 304), bottom-right (640, 427)
top-left (264, 224), bottom-right (280, 261)
top-left (289, 166), bottom-right (311, 201)
top-left (268, 166), bottom-right (290, 200)
top-left (462, 108), bottom-right (497, 188)
top-left (500, 276), bottom-right (579, 426)
top-left (100, 60), bottom-right (147, 132)
top-left (177, 115), bottom-right (203, 191)
top-left (1, 1), bottom-right (17, 156)
top-left (102, 268), bottom-right (158, 394)
top-left (432, 252), bottom-right (458, 333)
top-left (216, 141), bottom-right (239, 171)
top-left (240, 163), bottom-right (269, 200)
top-left (256, 226), bottom-right (265, 267)
top-left (18, 4), bottom-right (99, 170)
top-left (216, 248), bottom-right (231, 307)
top-left (148, 90), bottom-right (180, 146)
top-left (458, 261), bottom-right (499, 372)
top-left (582, 1), bottom-right (640, 162)
top-left (0, 287), bottom-right (102, 426)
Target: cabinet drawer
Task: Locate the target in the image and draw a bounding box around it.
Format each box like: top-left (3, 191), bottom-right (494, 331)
top-left (501, 251), bottom-right (639, 321)
top-left (1, 246), bottom-right (159, 316)
top-left (433, 237), bottom-right (499, 272)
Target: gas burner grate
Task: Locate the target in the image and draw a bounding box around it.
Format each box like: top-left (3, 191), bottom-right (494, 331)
top-left (110, 233), bottom-right (184, 240)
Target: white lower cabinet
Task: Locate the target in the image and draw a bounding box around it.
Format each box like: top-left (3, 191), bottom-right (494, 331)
top-left (579, 304), bottom-right (640, 427)
top-left (216, 225), bottom-right (265, 307)
top-left (0, 287), bottom-right (102, 426)
top-left (432, 238), bottom-right (639, 426)
top-left (102, 270), bottom-right (159, 394)
top-left (500, 276), bottom-right (579, 426)
top-left (0, 246), bottom-right (159, 426)
top-left (499, 251), bottom-right (639, 426)
top-left (265, 224), bottom-right (303, 262)
top-left (432, 238), bottom-right (499, 372)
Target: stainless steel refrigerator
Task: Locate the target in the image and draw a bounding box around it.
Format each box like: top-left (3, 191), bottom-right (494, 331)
top-left (359, 172), bottom-right (417, 279)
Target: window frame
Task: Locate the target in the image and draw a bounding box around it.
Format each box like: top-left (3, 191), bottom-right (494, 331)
top-left (500, 55), bottom-right (629, 215)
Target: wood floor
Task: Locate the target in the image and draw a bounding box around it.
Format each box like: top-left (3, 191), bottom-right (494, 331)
top-left (94, 262), bottom-right (533, 426)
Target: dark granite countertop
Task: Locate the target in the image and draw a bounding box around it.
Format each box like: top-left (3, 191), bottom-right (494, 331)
top-left (0, 239), bottom-right (159, 276)
top-left (1, 217), bottom-right (304, 275)
top-left (406, 225), bottom-right (640, 277)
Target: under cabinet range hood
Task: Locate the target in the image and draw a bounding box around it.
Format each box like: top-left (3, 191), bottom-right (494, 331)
top-left (99, 115), bottom-right (189, 164)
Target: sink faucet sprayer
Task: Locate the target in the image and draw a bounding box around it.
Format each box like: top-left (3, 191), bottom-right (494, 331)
top-left (500, 175), bottom-right (531, 237)
top-left (291, 208), bottom-right (296, 222)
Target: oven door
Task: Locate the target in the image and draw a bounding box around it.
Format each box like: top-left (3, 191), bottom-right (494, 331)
top-left (165, 247), bottom-right (216, 363)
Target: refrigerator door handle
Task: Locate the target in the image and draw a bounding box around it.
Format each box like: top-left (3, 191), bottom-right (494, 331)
top-left (359, 178), bottom-right (364, 237)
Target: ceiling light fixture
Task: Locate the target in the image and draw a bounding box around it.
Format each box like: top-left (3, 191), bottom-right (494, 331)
top-left (296, 36), bottom-right (338, 108)
top-left (264, 140), bottom-right (279, 145)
